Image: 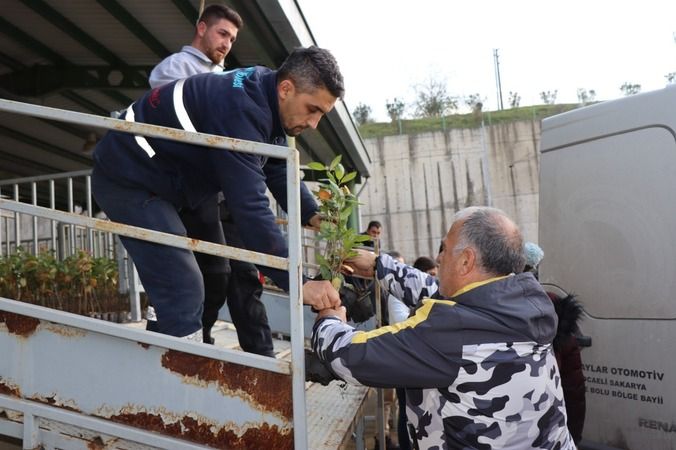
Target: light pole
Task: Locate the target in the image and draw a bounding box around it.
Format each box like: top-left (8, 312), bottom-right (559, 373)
top-left (493, 49), bottom-right (504, 110)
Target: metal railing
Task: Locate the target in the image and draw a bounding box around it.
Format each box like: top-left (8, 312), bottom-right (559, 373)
top-left (0, 98), bottom-right (309, 449)
top-left (0, 170), bottom-right (115, 259)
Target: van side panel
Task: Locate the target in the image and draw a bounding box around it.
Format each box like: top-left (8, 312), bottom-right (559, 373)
top-left (539, 88), bottom-right (676, 450)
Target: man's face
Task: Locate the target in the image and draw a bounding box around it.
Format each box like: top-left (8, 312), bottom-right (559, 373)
top-left (437, 220), bottom-right (464, 297)
top-left (196, 18), bottom-right (238, 64)
top-left (367, 226), bottom-right (381, 240)
top-left (278, 80), bottom-right (337, 136)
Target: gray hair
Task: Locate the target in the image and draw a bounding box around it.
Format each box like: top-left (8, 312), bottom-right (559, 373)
top-left (277, 46), bottom-right (344, 99)
top-left (452, 207), bottom-right (525, 275)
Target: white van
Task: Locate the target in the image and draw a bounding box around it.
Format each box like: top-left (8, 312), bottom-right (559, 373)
top-left (539, 85), bottom-right (676, 450)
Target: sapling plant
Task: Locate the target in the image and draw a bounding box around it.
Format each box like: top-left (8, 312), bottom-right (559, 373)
top-left (308, 155), bottom-right (371, 290)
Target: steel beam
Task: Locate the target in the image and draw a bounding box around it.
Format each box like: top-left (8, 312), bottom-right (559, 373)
top-left (0, 16), bottom-right (133, 109)
top-left (0, 65), bottom-right (154, 97)
top-left (171, 0), bottom-right (199, 25)
top-left (0, 124), bottom-right (91, 165)
top-left (94, 0), bottom-right (171, 59)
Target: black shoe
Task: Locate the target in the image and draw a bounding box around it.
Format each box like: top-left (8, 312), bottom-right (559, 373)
top-left (202, 328), bottom-right (215, 345)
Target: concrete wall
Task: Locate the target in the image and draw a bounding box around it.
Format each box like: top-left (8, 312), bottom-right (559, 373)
top-left (359, 120), bottom-right (540, 262)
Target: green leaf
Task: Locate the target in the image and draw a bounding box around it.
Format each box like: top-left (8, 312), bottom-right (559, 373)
top-left (354, 234), bottom-right (373, 243)
top-left (329, 154), bottom-right (342, 170)
top-left (307, 162), bottom-right (326, 171)
top-left (328, 179), bottom-right (341, 193)
top-left (319, 266), bottom-right (332, 281)
top-left (316, 253), bottom-right (328, 267)
top-left (334, 163), bottom-right (345, 181)
top-left (346, 250), bottom-right (359, 259)
top-left (341, 171), bottom-right (357, 184)
top-left (340, 206), bottom-right (353, 221)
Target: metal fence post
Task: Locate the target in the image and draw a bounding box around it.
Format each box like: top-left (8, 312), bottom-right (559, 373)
top-left (13, 184), bottom-right (20, 252)
top-left (31, 181), bottom-right (38, 254)
top-left (50, 179), bottom-right (57, 255)
top-left (287, 146), bottom-right (308, 450)
top-left (67, 177), bottom-right (75, 256)
top-left (86, 175), bottom-right (93, 252)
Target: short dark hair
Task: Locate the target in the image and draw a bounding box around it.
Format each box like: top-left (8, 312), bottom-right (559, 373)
top-left (387, 250), bottom-right (402, 259)
top-left (367, 220), bottom-right (382, 230)
top-left (453, 207), bottom-right (525, 275)
top-left (199, 4), bottom-right (243, 29)
top-left (277, 46), bottom-right (344, 99)
top-left (413, 256), bottom-right (438, 273)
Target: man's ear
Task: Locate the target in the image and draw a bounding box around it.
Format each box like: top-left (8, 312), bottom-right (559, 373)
top-left (458, 247), bottom-right (476, 276)
top-left (196, 21), bottom-right (207, 37)
top-left (278, 79), bottom-right (295, 100)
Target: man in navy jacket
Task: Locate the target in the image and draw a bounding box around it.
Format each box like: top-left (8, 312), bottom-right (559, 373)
top-left (92, 46), bottom-right (342, 340)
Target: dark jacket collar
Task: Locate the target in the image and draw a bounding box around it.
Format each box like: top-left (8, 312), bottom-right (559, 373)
top-left (261, 70), bottom-right (285, 142)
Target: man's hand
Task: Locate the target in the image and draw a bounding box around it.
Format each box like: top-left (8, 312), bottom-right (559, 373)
top-left (303, 280), bottom-right (341, 310)
top-left (344, 248), bottom-right (377, 278)
top-left (316, 305), bottom-right (347, 322)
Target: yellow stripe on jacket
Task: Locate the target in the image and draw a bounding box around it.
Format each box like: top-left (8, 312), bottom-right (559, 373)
top-left (351, 299), bottom-right (456, 344)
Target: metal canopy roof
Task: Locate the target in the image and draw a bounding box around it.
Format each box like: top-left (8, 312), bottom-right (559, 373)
top-left (0, 0), bottom-right (370, 181)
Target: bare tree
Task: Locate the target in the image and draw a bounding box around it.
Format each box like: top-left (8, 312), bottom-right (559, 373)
top-left (413, 77), bottom-right (457, 118)
top-left (352, 103), bottom-right (373, 125)
top-left (576, 88), bottom-right (597, 105)
top-left (464, 94), bottom-right (484, 114)
top-left (508, 91), bottom-right (521, 108)
top-left (385, 98), bottom-right (406, 123)
top-left (620, 82), bottom-right (641, 96)
top-left (539, 90), bottom-right (558, 105)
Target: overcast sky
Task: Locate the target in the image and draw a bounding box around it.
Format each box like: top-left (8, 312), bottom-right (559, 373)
top-left (297, 0), bottom-right (676, 121)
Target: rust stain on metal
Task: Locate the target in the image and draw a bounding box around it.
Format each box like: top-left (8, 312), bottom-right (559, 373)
top-left (205, 136), bottom-right (221, 146)
top-left (161, 350), bottom-right (293, 419)
top-left (109, 412), bottom-right (292, 449)
top-left (44, 323), bottom-right (87, 338)
top-left (29, 394), bottom-right (81, 413)
top-left (0, 378), bottom-right (21, 397)
top-left (137, 342), bottom-right (150, 349)
top-left (0, 311), bottom-right (39, 337)
top-left (86, 436), bottom-right (106, 450)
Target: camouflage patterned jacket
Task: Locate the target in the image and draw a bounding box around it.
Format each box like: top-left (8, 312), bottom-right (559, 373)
top-left (312, 269), bottom-right (575, 450)
top-left (375, 253), bottom-right (440, 309)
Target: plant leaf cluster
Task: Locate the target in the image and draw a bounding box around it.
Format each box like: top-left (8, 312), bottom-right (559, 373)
top-left (0, 249), bottom-right (128, 315)
top-left (309, 155), bottom-right (371, 289)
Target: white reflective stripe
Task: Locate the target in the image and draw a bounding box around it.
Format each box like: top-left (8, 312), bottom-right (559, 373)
top-left (125, 104), bottom-right (156, 158)
top-left (173, 78), bottom-right (196, 132)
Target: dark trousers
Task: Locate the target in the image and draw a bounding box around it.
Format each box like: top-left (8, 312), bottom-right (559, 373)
top-left (396, 388), bottom-right (412, 450)
top-left (92, 167), bottom-right (203, 337)
top-left (163, 202), bottom-right (274, 355)
top-left (219, 217), bottom-right (273, 356)
top-left (178, 197), bottom-right (230, 339)
top-left (93, 167), bottom-right (273, 353)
